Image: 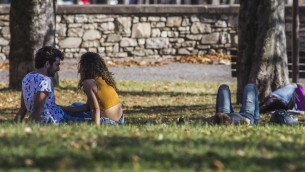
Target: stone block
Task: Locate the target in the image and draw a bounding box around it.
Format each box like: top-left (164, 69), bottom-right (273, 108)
top-left (152, 29), bottom-right (161, 37)
top-left (220, 32), bottom-right (230, 44)
top-left (145, 49), bottom-right (154, 56)
top-left (64, 52), bottom-right (74, 58)
top-left (140, 17), bottom-right (147, 22)
top-left (83, 24), bottom-right (98, 30)
top-left (123, 47), bottom-right (134, 51)
top-left (201, 32), bottom-right (220, 44)
top-left (133, 17), bottom-right (139, 23)
top-left (67, 28), bottom-right (84, 37)
top-left (68, 23), bottom-right (82, 28)
top-left (138, 39), bottom-right (146, 45)
top-left (148, 17), bottom-right (160, 22)
top-left (131, 23), bottom-right (151, 38)
top-left (114, 52), bottom-right (128, 58)
top-left (56, 16), bottom-right (61, 23)
top-left (190, 16), bottom-right (200, 22)
top-left (98, 47), bottom-right (105, 53)
top-left (64, 48), bottom-right (79, 53)
top-left (156, 22), bottom-right (165, 28)
top-left (63, 15), bottom-right (75, 23)
top-left (191, 22), bottom-right (211, 34)
top-left (1, 27), bottom-right (10, 39)
top-left (0, 53), bottom-right (6, 61)
top-left (167, 31), bottom-right (179, 38)
top-left (166, 17), bottom-right (182, 27)
top-left (120, 38), bottom-right (138, 47)
top-left (116, 17), bottom-right (131, 35)
top-left (107, 34), bottom-right (122, 42)
top-left (181, 41), bottom-right (196, 47)
top-left (105, 46), bottom-right (113, 53)
top-left (200, 16), bottom-right (217, 23)
top-left (215, 20), bottom-right (227, 28)
top-left (59, 37), bottom-right (82, 48)
top-left (81, 40), bottom-right (100, 48)
top-left (0, 15), bottom-right (9, 21)
top-left (57, 24), bottom-right (67, 37)
top-left (0, 38), bottom-right (9, 46)
top-left (162, 48), bottom-right (176, 55)
top-left (113, 44), bottom-right (119, 53)
top-left (161, 31), bottom-right (167, 37)
top-left (75, 15), bottom-right (88, 23)
top-left (169, 38), bottom-right (184, 43)
top-left (2, 46), bottom-right (9, 55)
top-left (83, 30), bottom-right (101, 41)
top-left (131, 49), bottom-right (145, 56)
top-left (99, 22), bottom-right (115, 32)
top-left (88, 48), bottom-right (98, 53)
top-left (178, 48), bottom-right (191, 55)
top-left (186, 34), bottom-right (202, 41)
top-left (182, 18), bottom-right (190, 26)
top-left (146, 38), bottom-right (169, 49)
top-left (197, 45), bottom-right (210, 49)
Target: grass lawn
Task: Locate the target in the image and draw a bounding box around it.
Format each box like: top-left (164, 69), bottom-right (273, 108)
top-left (0, 80), bottom-right (305, 171)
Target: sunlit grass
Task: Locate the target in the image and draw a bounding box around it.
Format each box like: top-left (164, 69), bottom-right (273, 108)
top-left (0, 80), bottom-right (305, 171)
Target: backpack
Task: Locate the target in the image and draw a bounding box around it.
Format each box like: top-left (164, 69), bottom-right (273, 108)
top-left (293, 84), bottom-right (305, 111)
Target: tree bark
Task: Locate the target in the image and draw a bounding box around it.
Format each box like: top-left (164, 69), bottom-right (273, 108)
top-left (9, 0), bottom-right (56, 90)
top-left (237, 0), bottom-right (289, 102)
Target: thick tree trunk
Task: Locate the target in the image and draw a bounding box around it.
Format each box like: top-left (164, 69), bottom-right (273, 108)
top-left (9, 0), bottom-right (55, 90)
top-left (237, 0), bottom-right (289, 102)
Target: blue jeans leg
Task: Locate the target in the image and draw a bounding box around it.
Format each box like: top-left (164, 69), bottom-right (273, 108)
top-left (239, 83), bottom-right (260, 125)
top-left (216, 84), bottom-right (234, 113)
top-left (63, 102), bottom-right (92, 122)
top-left (272, 83), bottom-right (297, 104)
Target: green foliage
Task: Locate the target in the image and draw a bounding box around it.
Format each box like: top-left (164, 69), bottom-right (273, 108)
top-left (0, 81), bottom-right (305, 171)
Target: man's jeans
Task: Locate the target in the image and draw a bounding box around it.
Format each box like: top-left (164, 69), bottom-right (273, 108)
top-left (215, 83), bottom-right (260, 125)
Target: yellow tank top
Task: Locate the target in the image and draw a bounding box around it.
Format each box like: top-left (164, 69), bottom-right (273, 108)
top-left (95, 77), bottom-right (120, 110)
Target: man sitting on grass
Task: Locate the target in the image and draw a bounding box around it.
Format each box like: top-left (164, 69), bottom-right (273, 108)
top-left (14, 46), bottom-right (66, 123)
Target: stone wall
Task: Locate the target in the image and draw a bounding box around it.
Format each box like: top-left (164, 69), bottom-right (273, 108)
top-left (0, 5), bottom-right (304, 61)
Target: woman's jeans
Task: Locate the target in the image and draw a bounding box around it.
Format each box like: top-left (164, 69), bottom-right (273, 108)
top-left (63, 102), bottom-right (124, 125)
top-left (215, 83), bottom-right (260, 125)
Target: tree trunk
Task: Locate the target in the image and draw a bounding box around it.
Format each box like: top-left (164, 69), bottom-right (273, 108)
top-left (237, 0), bottom-right (289, 102)
top-left (9, 0), bottom-right (56, 90)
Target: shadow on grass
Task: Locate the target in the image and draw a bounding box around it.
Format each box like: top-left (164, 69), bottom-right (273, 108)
top-left (119, 90), bottom-right (216, 97)
top-left (0, 135), bottom-right (304, 171)
top-left (57, 86), bottom-right (217, 97)
top-left (125, 104), bottom-right (214, 115)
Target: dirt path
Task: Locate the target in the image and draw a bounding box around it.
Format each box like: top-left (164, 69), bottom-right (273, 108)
top-left (0, 59), bottom-right (236, 83)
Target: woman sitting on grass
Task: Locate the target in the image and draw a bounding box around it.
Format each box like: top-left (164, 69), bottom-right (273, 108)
top-left (62, 52), bottom-right (124, 125)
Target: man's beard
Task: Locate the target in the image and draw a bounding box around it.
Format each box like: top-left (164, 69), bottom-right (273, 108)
top-left (47, 67), bottom-right (56, 77)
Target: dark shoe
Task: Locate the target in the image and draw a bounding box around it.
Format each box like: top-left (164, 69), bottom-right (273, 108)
top-left (270, 110), bottom-right (298, 125)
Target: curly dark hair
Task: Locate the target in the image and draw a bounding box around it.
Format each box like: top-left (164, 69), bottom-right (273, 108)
top-left (78, 52), bottom-right (118, 91)
top-left (35, 46), bottom-right (64, 69)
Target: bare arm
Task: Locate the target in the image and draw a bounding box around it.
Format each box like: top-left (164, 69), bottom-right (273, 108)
top-left (14, 92), bottom-right (27, 123)
top-left (83, 80), bottom-right (100, 125)
top-left (28, 91), bottom-right (48, 122)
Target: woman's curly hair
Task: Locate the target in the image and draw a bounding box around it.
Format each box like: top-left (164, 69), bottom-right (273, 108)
top-left (78, 52), bottom-right (118, 91)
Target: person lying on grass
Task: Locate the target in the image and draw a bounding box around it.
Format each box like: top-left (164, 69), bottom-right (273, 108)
top-left (179, 83), bottom-right (260, 125)
top-left (61, 52), bottom-right (124, 126)
top-left (209, 83), bottom-right (259, 125)
top-left (259, 83), bottom-right (305, 113)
